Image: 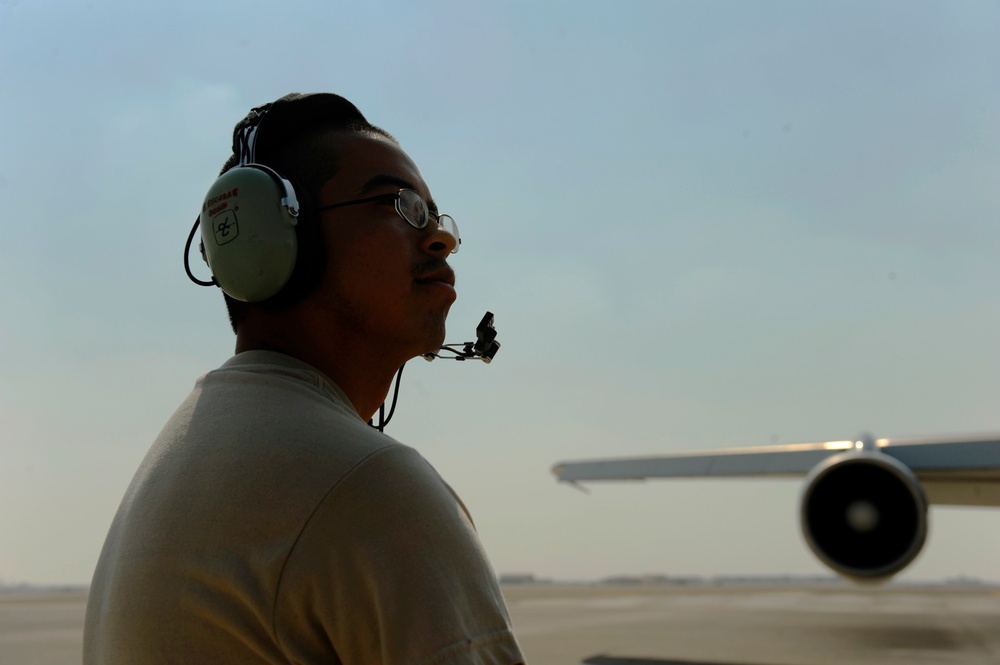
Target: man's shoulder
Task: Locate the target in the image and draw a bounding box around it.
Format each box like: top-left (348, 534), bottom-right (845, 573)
top-left (166, 350), bottom-right (375, 451)
top-left (202, 350), bottom-right (357, 413)
top-left (139, 351), bottom-right (402, 520)
top-left (322, 441), bottom-right (452, 508)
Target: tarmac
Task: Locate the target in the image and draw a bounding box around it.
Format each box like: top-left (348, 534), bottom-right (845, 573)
top-left (2, 583), bottom-right (999, 664)
top-left (505, 583), bottom-right (1000, 665)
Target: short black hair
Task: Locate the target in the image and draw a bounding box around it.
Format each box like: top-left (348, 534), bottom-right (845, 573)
top-left (216, 93), bottom-right (396, 333)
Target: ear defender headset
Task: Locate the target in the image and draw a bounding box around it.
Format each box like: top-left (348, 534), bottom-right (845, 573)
top-left (184, 93), bottom-right (368, 303)
top-left (196, 135), bottom-right (300, 302)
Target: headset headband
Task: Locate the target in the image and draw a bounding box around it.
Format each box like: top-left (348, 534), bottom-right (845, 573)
top-left (233, 104), bottom-right (273, 167)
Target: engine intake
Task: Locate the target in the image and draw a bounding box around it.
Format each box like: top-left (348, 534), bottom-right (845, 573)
top-left (800, 451), bottom-right (928, 582)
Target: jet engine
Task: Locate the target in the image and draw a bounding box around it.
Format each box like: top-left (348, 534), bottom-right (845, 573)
top-left (799, 450), bottom-right (928, 582)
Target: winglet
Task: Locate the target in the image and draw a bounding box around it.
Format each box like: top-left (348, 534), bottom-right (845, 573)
top-left (553, 463), bottom-right (590, 493)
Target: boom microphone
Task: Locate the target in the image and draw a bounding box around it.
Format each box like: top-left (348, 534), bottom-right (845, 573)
top-left (423, 311), bottom-right (500, 363)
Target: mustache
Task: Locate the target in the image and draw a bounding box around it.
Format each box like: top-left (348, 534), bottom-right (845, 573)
top-left (412, 258), bottom-right (452, 280)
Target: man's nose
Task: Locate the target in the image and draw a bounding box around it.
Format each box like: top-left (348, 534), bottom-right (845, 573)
top-left (421, 220), bottom-right (459, 256)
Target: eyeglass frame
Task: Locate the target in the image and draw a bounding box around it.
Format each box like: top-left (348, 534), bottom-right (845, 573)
top-left (317, 188), bottom-right (460, 254)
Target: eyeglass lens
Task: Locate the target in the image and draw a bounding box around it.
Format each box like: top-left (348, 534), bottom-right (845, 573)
top-left (400, 191), bottom-right (428, 228)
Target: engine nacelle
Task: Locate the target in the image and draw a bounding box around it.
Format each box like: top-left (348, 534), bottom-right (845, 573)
top-left (800, 451), bottom-right (928, 582)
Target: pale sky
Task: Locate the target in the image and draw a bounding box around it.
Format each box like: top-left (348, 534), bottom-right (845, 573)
top-left (2, 0), bottom-right (999, 586)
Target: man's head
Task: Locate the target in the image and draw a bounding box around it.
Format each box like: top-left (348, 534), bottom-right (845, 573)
top-left (205, 93), bottom-right (458, 379)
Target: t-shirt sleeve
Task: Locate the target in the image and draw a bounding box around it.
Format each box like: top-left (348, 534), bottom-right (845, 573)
top-left (273, 444), bottom-right (524, 665)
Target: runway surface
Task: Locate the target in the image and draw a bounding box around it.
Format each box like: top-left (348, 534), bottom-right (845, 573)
top-left (2, 584), bottom-right (999, 664)
top-left (0, 588), bottom-right (86, 665)
top-left (505, 583), bottom-right (1000, 665)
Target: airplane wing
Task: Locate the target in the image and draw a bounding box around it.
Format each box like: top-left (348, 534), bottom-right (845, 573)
top-left (552, 433), bottom-right (1000, 506)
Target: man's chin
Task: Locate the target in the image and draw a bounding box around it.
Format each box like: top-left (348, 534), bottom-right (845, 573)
top-left (420, 329), bottom-right (448, 357)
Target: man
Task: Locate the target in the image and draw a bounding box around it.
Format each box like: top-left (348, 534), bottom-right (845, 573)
top-left (84, 93), bottom-right (524, 664)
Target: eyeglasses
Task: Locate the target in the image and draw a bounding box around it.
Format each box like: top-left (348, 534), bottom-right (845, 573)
top-left (318, 189), bottom-right (461, 254)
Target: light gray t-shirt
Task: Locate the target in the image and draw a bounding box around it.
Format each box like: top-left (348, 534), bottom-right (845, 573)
top-left (85, 351), bottom-right (523, 664)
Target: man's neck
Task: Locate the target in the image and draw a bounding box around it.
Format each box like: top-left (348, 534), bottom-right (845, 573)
top-left (234, 325), bottom-right (405, 422)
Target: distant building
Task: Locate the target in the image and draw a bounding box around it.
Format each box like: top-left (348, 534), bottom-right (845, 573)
top-left (499, 573), bottom-right (541, 585)
top-left (599, 574), bottom-right (705, 586)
